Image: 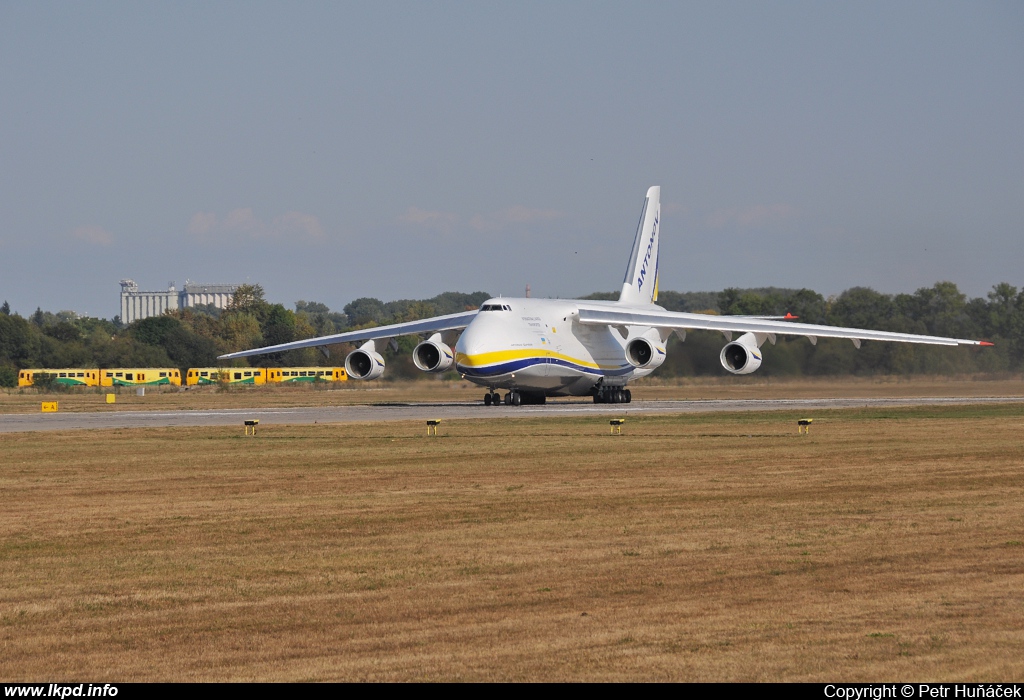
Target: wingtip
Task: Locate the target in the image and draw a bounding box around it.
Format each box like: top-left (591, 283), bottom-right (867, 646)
top-left (979, 341), bottom-right (995, 346)
top-left (783, 313), bottom-right (799, 320)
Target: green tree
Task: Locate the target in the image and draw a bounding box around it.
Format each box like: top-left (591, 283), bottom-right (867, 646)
top-left (784, 289), bottom-right (827, 324)
top-left (43, 321), bottom-right (81, 343)
top-left (227, 284), bottom-right (269, 320)
top-left (189, 303), bottom-right (223, 319)
top-left (427, 291), bottom-right (490, 314)
top-left (344, 297), bottom-right (387, 327)
top-left (295, 300), bottom-right (347, 337)
top-left (0, 365), bottom-right (16, 387)
top-left (30, 371), bottom-right (56, 392)
top-left (37, 334), bottom-right (89, 369)
top-left (827, 287), bottom-right (899, 330)
top-left (655, 290), bottom-right (722, 313)
top-left (93, 336), bottom-right (173, 368)
top-left (218, 313), bottom-right (263, 355)
top-left (131, 315), bottom-right (182, 346)
top-left (295, 300), bottom-right (330, 314)
top-left (980, 283), bottom-right (1024, 369)
top-left (0, 313), bottom-right (40, 368)
top-left (262, 305), bottom-right (297, 347)
top-left (900, 282), bottom-right (973, 338)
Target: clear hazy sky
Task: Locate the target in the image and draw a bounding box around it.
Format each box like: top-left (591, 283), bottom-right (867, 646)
top-left (1, 1), bottom-right (1022, 319)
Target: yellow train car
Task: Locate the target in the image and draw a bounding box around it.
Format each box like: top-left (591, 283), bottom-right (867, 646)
top-left (100, 368), bottom-right (182, 387)
top-left (18, 369), bottom-right (101, 388)
top-left (266, 367), bottom-right (347, 383)
top-left (185, 368), bottom-right (267, 386)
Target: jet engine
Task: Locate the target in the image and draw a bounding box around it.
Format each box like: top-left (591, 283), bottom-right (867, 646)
top-left (413, 335), bottom-right (455, 373)
top-left (625, 334), bottom-right (666, 370)
top-left (345, 343), bottom-right (386, 380)
top-left (720, 332), bottom-right (763, 375)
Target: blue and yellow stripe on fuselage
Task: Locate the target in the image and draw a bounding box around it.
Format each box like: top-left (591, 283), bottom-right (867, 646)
top-left (455, 349), bottom-right (632, 379)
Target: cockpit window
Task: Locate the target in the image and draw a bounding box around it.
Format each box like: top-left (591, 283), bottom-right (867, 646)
top-left (480, 304), bottom-right (512, 311)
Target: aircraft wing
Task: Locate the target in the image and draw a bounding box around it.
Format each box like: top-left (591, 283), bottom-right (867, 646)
top-left (575, 306), bottom-right (992, 347)
top-left (217, 310), bottom-right (479, 360)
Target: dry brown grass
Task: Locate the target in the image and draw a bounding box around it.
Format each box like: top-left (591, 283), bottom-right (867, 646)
top-left (2, 404), bottom-right (1023, 681)
top-left (2, 374), bottom-right (1023, 414)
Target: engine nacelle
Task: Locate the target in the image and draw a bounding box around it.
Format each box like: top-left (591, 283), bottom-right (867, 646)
top-left (345, 349), bottom-right (386, 380)
top-left (625, 336), bottom-right (666, 370)
top-left (413, 339), bottom-right (454, 373)
top-left (720, 332), bottom-right (763, 375)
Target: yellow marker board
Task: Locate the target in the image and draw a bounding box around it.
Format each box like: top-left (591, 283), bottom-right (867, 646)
top-left (41, 402), bottom-right (58, 413)
top-left (106, 394), bottom-right (116, 404)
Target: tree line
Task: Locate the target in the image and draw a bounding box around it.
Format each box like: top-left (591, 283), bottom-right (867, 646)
top-left (2, 282), bottom-right (1022, 388)
top-left (0, 286), bottom-right (490, 387)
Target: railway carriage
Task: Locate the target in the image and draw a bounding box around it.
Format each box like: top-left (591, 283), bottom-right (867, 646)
top-left (185, 367), bottom-right (267, 386)
top-left (18, 369), bottom-right (101, 388)
top-left (266, 367), bottom-right (347, 383)
top-left (100, 368), bottom-right (181, 386)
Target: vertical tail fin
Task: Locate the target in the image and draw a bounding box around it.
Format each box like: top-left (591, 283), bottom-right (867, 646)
top-left (618, 186), bottom-right (661, 306)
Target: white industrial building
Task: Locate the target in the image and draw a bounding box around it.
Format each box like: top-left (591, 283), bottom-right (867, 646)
top-left (119, 279), bottom-right (239, 324)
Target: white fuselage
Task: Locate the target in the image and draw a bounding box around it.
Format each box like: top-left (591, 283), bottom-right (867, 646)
top-left (454, 297), bottom-right (664, 396)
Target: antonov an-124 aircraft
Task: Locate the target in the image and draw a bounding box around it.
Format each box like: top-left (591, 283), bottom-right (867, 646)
top-left (220, 186), bottom-right (992, 406)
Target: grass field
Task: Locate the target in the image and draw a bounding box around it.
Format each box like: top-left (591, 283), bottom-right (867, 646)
top-left (2, 402), bottom-right (1023, 681)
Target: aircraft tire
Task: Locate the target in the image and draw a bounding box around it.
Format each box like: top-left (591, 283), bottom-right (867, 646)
top-left (511, 391), bottom-right (521, 406)
top-left (484, 393), bottom-right (492, 406)
top-left (624, 389), bottom-right (632, 403)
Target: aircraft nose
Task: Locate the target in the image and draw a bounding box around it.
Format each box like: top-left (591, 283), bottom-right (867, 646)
top-left (455, 317), bottom-right (496, 374)
top-left (456, 321), bottom-right (486, 358)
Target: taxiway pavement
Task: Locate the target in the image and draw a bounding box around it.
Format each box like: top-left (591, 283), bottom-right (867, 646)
top-left (2, 396), bottom-right (1023, 433)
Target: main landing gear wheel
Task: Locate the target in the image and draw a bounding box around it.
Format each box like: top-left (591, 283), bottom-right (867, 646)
top-left (486, 390), bottom-right (536, 407)
top-left (593, 387), bottom-right (632, 404)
